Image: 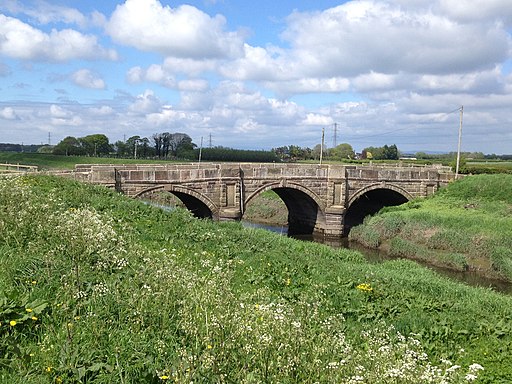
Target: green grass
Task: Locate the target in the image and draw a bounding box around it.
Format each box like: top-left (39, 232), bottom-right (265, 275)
top-left (0, 152), bottom-right (178, 171)
top-left (1, 174), bottom-right (511, 382)
top-left (350, 174), bottom-right (512, 281)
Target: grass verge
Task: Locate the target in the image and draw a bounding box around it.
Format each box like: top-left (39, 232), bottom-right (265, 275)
top-left (349, 174), bottom-right (512, 282)
top-left (1, 175), bottom-right (511, 382)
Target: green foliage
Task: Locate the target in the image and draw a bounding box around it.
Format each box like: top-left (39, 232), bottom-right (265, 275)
top-left (328, 143), bottom-right (355, 160)
top-left (1, 174), bottom-right (511, 382)
top-left (351, 174), bottom-right (512, 281)
top-left (362, 144), bottom-right (399, 160)
top-left (348, 224), bottom-right (380, 248)
top-left (201, 146), bottom-right (280, 162)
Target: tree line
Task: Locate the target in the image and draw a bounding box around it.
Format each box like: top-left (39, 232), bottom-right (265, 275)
top-left (52, 133), bottom-right (196, 159)
top-left (271, 143), bottom-right (400, 161)
top-left (51, 133), bottom-right (278, 162)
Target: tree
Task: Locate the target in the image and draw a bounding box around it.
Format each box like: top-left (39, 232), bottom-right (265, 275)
top-left (53, 136), bottom-right (83, 156)
top-left (114, 140), bottom-right (130, 157)
top-left (153, 132), bottom-right (195, 159)
top-left (329, 143), bottom-right (355, 160)
top-left (382, 144), bottom-right (399, 160)
top-left (78, 134), bottom-right (111, 156)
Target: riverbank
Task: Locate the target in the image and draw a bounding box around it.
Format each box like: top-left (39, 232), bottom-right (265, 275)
top-left (2, 174), bottom-right (512, 382)
top-left (349, 174), bottom-right (512, 282)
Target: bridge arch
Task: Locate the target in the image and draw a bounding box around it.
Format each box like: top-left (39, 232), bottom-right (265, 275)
top-left (134, 185), bottom-right (218, 219)
top-left (244, 181), bottom-right (326, 236)
top-left (344, 183), bottom-right (412, 231)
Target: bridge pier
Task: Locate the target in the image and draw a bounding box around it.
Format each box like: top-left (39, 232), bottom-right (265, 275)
top-left (218, 207), bottom-right (242, 221)
top-left (322, 206), bottom-right (346, 238)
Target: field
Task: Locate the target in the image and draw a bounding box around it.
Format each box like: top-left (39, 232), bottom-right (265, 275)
top-left (0, 152), bottom-right (175, 171)
top-left (349, 174), bottom-right (512, 282)
top-left (1, 174), bottom-right (512, 382)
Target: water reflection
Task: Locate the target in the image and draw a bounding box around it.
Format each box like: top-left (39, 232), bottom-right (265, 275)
top-left (241, 220), bottom-right (512, 295)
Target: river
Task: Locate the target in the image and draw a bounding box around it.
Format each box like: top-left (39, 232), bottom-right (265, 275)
top-left (242, 221), bottom-right (512, 295)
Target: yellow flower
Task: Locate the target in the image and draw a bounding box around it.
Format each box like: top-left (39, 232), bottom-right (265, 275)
top-left (31, 281), bottom-right (37, 285)
top-left (31, 316), bottom-right (38, 321)
top-left (285, 278), bottom-right (291, 286)
top-left (207, 344), bottom-right (213, 349)
top-left (9, 320), bottom-right (16, 327)
top-left (26, 308), bottom-right (33, 312)
top-left (356, 283), bottom-right (373, 293)
top-left (159, 375), bottom-right (170, 380)
top-left (46, 366), bottom-right (52, 373)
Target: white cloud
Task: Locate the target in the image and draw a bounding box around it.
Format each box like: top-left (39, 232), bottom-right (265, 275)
top-left (50, 104), bottom-right (70, 118)
top-left (49, 105), bottom-right (82, 126)
top-left (106, 0), bottom-right (244, 59)
top-left (178, 79), bottom-right (210, 92)
top-left (281, 1), bottom-right (510, 78)
top-left (303, 113), bottom-right (333, 126)
top-left (437, 0), bottom-right (512, 24)
top-left (163, 57), bottom-right (218, 76)
top-left (0, 14), bottom-right (118, 62)
top-left (90, 106), bottom-right (114, 116)
top-left (71, 69), bottom-right (106, 89)
top-left (222, 0), bottom-right (511, 96)
top-left (0, 107), bottom-right (18, 120)
top-left (127, 63), bottom-right (211, 90)
top-left (128, 90), bottom-right (163, 114)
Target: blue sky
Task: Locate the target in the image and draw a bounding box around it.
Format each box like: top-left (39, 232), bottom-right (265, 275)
top-left (1, 0), bottom-right (511, 154)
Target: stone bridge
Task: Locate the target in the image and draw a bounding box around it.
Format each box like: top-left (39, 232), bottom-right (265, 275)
top-left (73, 163), bottom-right (454, 238)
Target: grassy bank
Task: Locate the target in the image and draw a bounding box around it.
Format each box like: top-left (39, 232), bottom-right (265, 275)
top-left (349, 174), bottom-right (512, 282)
top-left (1, 175), bottom-right (512, 382)
top-left (0, 152), bottom-right (176, 171)
top-left (244, 190), bottom-right (288, 226)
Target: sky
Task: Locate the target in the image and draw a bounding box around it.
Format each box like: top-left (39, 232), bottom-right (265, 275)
top-left (0, 0), bottom-right (511, 154)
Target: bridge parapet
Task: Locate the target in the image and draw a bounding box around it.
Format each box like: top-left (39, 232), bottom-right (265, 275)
top-left (74, 162), bottom-right (455, 238)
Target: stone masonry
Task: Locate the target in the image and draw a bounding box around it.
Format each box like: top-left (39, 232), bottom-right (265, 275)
top-left (72, 162), bottom-right (454, 237)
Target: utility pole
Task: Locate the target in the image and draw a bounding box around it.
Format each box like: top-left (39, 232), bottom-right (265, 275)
top-left (320, 127), bottom-right (325, 165)
top-left (48, 132), bottom-right (51, 146)
top-left (333, 123), bottom-right (338, 148)
top-left (208, 133), bottom-right (212, 148)
top-left (455, 106), bottom-right (463, 179)
top-left (198, 136), bottom-right (203, 163)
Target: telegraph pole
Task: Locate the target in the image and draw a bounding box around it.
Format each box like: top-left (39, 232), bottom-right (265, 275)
top-left (198, 136), bottom-right (203, 163)
top-left (455, 106), bottom-right (463, 179)
top-left (319, 127), bottom-right (325, 165)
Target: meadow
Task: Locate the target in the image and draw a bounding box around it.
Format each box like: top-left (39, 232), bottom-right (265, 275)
top-left (349, 174), bottom-right (512, 283)
top-left (1, 174), bottom-right (512, 382)
top-left (0, 152), bottom-right (174, 171)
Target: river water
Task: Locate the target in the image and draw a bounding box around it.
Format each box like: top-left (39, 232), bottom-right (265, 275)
top-left (242, 221), bottom-right (512, 295)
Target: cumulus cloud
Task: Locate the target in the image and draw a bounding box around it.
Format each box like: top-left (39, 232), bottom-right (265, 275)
top-left (0, 107), bottom-right (18, 120)
top-left (89, 106), bottom-right (114, 116)
top-left (71, 69), bottom-right (106, 89)
top-left (106, 0), bottom-right (244, 59)
top-left (222, 0), bottom-right (511, 96)
top-left (0, 14), bottom-right (118, 61)
top-left (49, 104), bottom-right (82, 126)
top-left (127, 65), bottom-right (176, 88)
top-left (128, 90), bottom-right (164, 114)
